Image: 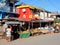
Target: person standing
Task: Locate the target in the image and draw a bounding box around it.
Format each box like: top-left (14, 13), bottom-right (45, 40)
top-left (6, 25), bottom-right (12, 42)
top-left (3, 23), bottom-right (8, 39)
top-left (55, 25), bottom-right (60, 33)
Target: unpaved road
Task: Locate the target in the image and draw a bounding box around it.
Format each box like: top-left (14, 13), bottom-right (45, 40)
top-left (0, 33), bottom-right (60, 45)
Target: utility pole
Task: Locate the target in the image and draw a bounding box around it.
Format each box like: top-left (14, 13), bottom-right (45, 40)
top-left (6, 0), bottom-right (19, 12)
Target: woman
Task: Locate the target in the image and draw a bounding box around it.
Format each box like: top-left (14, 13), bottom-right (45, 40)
top-left (6, 25), bottom-right (12, 42)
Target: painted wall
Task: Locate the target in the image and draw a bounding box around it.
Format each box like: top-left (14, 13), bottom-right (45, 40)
top-left (16, 7), bottom-right (34, 21)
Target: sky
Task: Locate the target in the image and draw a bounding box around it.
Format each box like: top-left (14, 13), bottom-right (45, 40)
top-left (16, 0), bottom-right (60, 13)
top-left (0, 0), bottom-right (60, 13)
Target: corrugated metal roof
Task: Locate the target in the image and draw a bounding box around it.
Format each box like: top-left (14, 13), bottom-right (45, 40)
top-left (5, 21), bottom-right (20, 24)
top-left (16, 5), bottom-right (50, 12)
top-left (0, 11), bottom-right (19, 15)
top-left (31, 20), bottom-right (54, 22)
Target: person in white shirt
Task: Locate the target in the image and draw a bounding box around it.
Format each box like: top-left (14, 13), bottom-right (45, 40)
top-left (6, 25), bottom-right (12, 42)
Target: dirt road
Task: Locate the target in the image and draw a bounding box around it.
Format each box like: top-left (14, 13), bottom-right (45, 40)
top-left (0, 33), bottom-right (60, 45)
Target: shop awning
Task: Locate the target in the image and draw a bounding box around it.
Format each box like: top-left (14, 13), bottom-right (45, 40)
top-left (5, 21), bottom-right (20, 24)
top-left (31, 20), bottom-right (54, 22)
top-left (0, 11), bottom-right (19, 15)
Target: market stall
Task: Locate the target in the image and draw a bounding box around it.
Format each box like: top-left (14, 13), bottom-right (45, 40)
top-left (19, 30), bottom-right (30, 38)
top-left (30, 19), bottom-right (54, 35)
top-left (18, 21), bottom-right (31, 38)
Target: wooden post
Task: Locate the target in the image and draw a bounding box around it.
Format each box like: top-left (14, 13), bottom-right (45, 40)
top-left (28, 21), bottom-right (30, 30)
top-left (31, 21), bottom-right (33, 36)
top-left (39, 22), bottom-right (41, 30)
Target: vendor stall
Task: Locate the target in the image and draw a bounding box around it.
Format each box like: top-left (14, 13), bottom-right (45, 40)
top-left (30, 19), bottom-right (54, 35)
top-left (19, 30), bottom-right (30, 38)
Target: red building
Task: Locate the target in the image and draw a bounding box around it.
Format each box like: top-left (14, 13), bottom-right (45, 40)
top-left (16, 5), bottom-right (34, 21)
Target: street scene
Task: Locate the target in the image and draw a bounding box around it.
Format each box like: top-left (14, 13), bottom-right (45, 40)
top-left (0, 0), bottom-right (60, 45)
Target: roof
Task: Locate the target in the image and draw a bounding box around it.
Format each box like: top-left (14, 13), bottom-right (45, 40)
top-left (0, 11), bottom-right (19, 15)
top-left (5, 21), bottom-right (20, 24)
top-left (50, 12), bottom-right (60, 15)
top-left (16, 5), bottom-right (36, 9)
top-left (0, 17), bottom-right (26, 22)
top-left (16, 5), bottom-right (50, 12)
top-left (30, 20), bottom-right (54, 22)
top-left (8, 17), bottom-right (25, 21)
